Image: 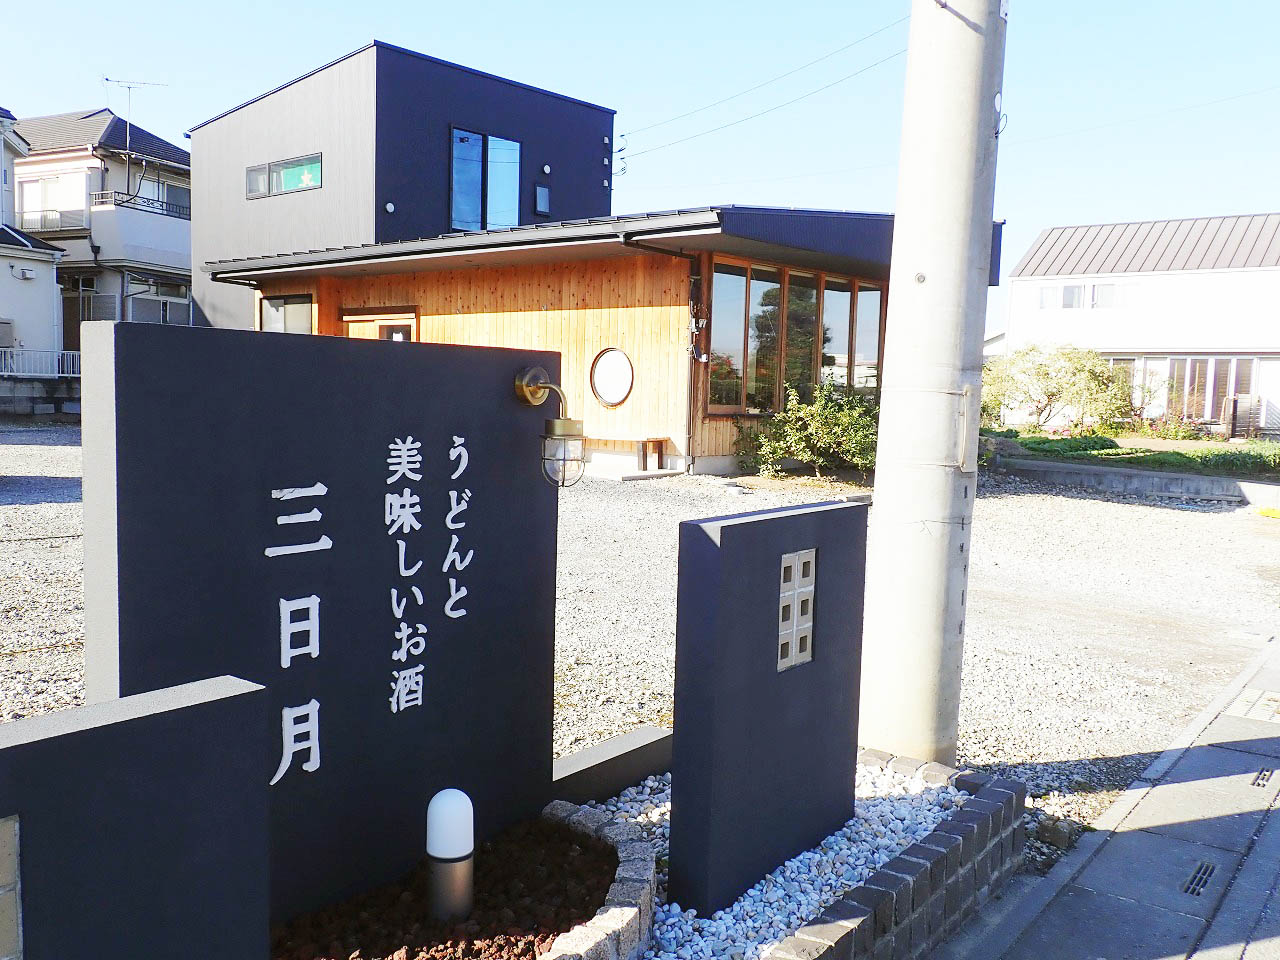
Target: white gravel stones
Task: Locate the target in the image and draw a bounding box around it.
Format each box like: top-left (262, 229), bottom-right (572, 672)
top-left (1, 425), bottom-right (85, 723)
top-left (588, 765), bottom-right (964, 960)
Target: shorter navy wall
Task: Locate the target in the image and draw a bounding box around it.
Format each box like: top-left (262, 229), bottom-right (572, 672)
top-left (669, 501), bottom-right (868, 915)
top-left (0, 676), bottom-right (269, 960)
top-left (373, 43), bottom-right (614, 244)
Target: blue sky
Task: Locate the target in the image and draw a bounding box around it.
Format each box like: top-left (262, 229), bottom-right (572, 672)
top-left (4, 0), bottom-right (1278, 331)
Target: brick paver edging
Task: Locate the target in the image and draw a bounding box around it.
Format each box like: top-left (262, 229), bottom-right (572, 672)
top-left (538, 799), bottom-right (657, 960)
top-left (765, 748), bottom-right (1027, 960)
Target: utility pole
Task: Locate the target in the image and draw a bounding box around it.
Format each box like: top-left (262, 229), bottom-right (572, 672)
top-left (858, 0), bottom-right (1008, 765)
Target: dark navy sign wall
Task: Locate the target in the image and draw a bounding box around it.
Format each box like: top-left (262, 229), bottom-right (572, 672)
top-left (82, 322), bottom-right (559, 920)
top-left (669, 501), bottom-right (868, 915)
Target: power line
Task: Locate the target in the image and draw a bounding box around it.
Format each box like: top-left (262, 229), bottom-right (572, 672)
top-left (626, 48), bottom-right (908, 161)
top-left (629, 77), bottom-right (1280, 192)
top-left (622, 14), bottom-right (910, 138)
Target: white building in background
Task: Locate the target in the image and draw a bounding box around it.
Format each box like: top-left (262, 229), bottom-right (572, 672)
top-left (1005, 213), bottom-right (1280, 437)
top-left (12, 108), bottom-right (191, 354)
top-left (1, 105), bottom-right (67, 397)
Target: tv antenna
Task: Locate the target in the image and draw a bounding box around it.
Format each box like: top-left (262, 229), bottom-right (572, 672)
top-left (103, 77), bottom-right (168, 186)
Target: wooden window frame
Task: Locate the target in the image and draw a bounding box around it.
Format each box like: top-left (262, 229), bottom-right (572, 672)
top-left (703, 254), bottom-right (887, 418)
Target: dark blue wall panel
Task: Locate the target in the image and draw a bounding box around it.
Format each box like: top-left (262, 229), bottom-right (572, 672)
top-left (83, 322), bottom-right (560, 921)
top-left (0, 677), bottom-right (268, 960)
top-left (373, 44), bottom-right (614, 244)
top-left (669, 501), bottom-right (868, 915)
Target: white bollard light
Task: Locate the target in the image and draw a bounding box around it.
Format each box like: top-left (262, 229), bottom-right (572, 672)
top-left (427, 788), bottom-right (474, 922)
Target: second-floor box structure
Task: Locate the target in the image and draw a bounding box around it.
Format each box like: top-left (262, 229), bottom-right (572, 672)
top-left (189, 41), bottom-right (615, 329)
top-left (13, 108), bottom-right (192, 350)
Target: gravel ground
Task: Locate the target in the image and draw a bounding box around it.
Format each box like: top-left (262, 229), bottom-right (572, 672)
top-left (4, 424), bottom-right (1279, 874)
top-left (587, 766), bottom-right (963, 960)
top-left (0, 425), bottom-right (84, 722)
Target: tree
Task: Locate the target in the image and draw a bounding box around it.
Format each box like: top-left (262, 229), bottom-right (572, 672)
top-left (982, 345), bottom-right (1135, 431)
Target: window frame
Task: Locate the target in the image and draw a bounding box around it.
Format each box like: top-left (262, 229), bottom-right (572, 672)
top-left (245, 153), bottom-right (323, 200)
top-left (259, 294), bottom-right (315, 335)
top-left (534, 182), bottom-right (551, 217)
top-left (449, 126), bottom-right (523, 232)
top-left (704, 255), bottom-right (887, 417)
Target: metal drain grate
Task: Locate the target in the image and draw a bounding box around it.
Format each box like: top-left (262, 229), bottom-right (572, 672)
top-left (1253, 769), bottom-right (1274, 788)
top-left (1184, 862), bottom-right (1216, 896)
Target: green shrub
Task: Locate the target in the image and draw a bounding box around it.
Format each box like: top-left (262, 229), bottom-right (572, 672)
top-left (1131, 413), bottom-right (1209, 441)
top-left (980, 427), bottom-right (1020, 439)
top-left (1019, 435), bottom-right (1119, 454)
top-left (737, 383), bottom-right (879, 477)
top-left (1025, 439), bottom-right (1280, 478)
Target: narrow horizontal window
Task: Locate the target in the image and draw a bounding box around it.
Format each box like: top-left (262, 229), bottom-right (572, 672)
top-left (246, 165), bottom-right (268, 199)
top-left (268, 154), bottom-right (322, 195)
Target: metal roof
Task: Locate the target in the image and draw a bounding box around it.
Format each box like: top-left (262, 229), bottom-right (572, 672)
top-left (207, 205), bottom-right (1003, 286)
top-left (0, 107), bottom-right (15, 122)
top-left (0, 223), bottom-right (63, 254)
top-left (1011, 213), bottom-right (1280, 278)
top-left (14, 108), bottom-right (190, 168)
top-left (205, 206), bottom-right (901, 283)
top-left (189, 40), bottom-right (614, 133)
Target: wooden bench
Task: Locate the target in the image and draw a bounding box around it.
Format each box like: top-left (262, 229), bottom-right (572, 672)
top-left (592, 435), bottom-right (671, 471)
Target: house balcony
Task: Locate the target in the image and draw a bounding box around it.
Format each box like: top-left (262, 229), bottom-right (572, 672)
top-left (18, 208), bottom-right (88, 234)
top-left (90, 191), bottom-right (190, 221)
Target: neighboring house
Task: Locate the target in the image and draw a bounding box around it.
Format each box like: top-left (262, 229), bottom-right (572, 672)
top-left (1006, 214), bottom-right (1280, 436)
top-left (189, 41), bottom-right (615, 330)
top-left (13, 107), bottom-right (192, 357)
top-left (207, 207), bottom-right (999, 475)
top-left (1, 106), bottom-right (71, 412)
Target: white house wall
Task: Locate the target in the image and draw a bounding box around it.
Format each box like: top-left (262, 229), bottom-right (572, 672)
top-left (1007, 268), bottom-right (1280, 355)
top-left (0, 249), bottom-right (62, 352)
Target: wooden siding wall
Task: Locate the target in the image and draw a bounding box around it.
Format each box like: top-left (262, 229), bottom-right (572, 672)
top-left (256, 253), bottom-right (696, 457)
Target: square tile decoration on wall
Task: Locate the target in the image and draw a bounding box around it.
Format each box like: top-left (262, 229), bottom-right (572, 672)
top-left (778, 549), bottom-right (816, 671)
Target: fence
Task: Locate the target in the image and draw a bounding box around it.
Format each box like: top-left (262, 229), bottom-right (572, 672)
top-left (0, 349), bottom-right (81, 378)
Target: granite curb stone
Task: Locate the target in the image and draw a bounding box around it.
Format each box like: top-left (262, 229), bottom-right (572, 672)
top-left (762, 750), bottom-right (1025, 960)
top-left (540, 801), bottom-right (656, 960)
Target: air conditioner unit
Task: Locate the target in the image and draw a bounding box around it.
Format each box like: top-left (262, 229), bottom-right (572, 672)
top-left (15, 268), bottom-right (36, 281)
top-left (0, 320), bottom-right (14, 349)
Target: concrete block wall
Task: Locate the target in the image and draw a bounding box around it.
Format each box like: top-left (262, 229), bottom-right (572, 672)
top-left (766, 750), bottom-right (1026, 960)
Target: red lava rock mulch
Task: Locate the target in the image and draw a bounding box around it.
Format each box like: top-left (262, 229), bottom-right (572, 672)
top-left (272, 818), bottom-right (618, 960)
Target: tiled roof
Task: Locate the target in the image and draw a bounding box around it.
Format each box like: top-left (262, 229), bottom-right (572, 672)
top-left (1011, 214), bottom-right (1280, 277)
top-left (15, 108), bottom-right (189, 167)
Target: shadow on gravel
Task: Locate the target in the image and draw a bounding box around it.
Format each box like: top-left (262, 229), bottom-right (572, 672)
top-left (0, 476), bottom-right (82, 505)
top-left (0, 427), bottom-right (82, 446)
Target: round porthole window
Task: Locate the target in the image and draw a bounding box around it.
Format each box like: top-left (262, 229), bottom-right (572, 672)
top-left (590, 348), bottom-right (634, 407)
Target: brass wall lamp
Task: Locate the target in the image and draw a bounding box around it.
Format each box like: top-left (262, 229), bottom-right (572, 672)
top-left (514, 366), bottom-right (586, 488)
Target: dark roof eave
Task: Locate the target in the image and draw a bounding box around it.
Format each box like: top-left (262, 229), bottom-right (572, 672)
top-left (207, 210), bottom-right (725, 278)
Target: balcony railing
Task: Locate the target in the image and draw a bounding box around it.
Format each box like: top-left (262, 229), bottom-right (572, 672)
top-left (90, 190), bottom-right (190, 220)
top-left (19, 209), bottom-right (87, 233)
top-left (0, 349), bottom-right (81, 378)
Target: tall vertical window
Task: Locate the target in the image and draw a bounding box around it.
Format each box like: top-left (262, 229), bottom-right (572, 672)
top-left (261, 295), bottom-right (313, 335)
top-left (450, 129), bottom-right (521, 231)
top-left (1061, 284), bottom-right (1085, 308)
top-left (746, 267), bottom-right (782, 413)
top-left (783, 273), bottom-right (819, 404)
top-left (1169, 358), bottom-right (1187, 414)
top-left (707, 262), bottom-right (886, 413)
top-left (853, 283), bottom-right (883, 392)
top-left (1235, 358), bottom-right (1255, 395)
top-left (821, 278), bottom-right (853, 390)
top-left (1188, 358), bottom-right (1209, 418)
top-left (708, 264), bottom-right (747, 409)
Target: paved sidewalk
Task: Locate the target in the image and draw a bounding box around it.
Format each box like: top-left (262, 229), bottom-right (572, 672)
top-left (935, 638), bottom-right (1280, 960)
